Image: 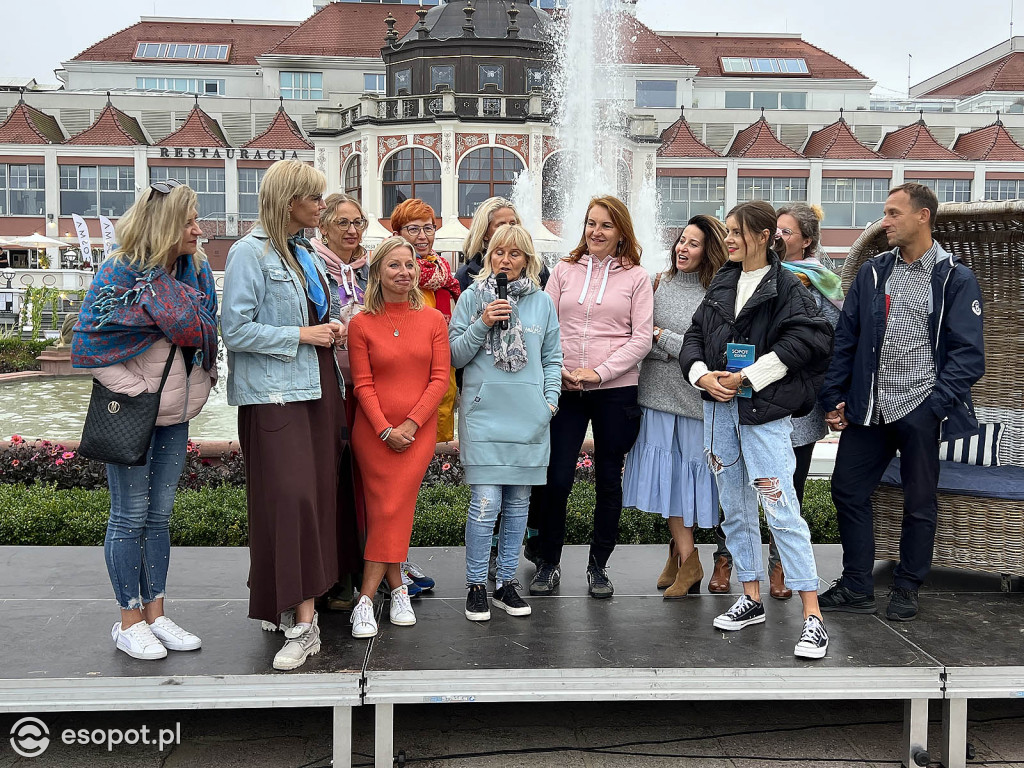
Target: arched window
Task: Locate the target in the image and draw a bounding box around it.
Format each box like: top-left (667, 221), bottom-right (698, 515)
top-left (382, 148), bottom-right (441, 218)
top-left (343, 156), bottom-right (362, 203)
top-left (458, 147), bottom-right (524, 217)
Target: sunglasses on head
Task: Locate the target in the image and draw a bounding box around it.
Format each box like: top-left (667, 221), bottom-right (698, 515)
top-left (150, 179), bottom-right (183, 196)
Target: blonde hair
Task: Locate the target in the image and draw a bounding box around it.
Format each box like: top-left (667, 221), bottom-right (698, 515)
top-left (257, 160), bottom-right (326, 287)
top-left (111, 184), bottom-right (206, 271)
top-left (363, 236), bottom-right (424, 315)
top-left (319, 192), bottom-right (368, 263)
top-left (474, 224), bottom-right (542, 287)
top-left (462, 197), bottom-right (521, 260)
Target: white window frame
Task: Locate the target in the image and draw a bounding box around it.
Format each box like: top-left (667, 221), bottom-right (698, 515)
top-left (280, 71), bottom-right (324, 100)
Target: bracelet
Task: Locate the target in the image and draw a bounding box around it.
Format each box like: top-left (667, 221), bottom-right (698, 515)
top-left (380, 427), bottom-right (393, 441)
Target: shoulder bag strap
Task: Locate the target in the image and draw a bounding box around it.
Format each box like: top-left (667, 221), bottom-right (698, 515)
top-left (155, 344), bottom-right (178, 394)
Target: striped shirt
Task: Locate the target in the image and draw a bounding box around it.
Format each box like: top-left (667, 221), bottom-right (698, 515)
top-left (872, 243), bottom-right (937, 424)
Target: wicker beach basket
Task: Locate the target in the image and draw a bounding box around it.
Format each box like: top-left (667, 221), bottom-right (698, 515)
top-left (841, 201), bottom-right (1024, 579)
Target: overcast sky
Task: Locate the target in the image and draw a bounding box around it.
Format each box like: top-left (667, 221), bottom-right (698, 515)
top-left (0, 0), bottom-right (1017, 96)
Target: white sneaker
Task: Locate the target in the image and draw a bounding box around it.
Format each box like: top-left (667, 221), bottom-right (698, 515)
top-left (273, 613), bottom-right (321, 671)
top-left (149, 616), bottom-right (202, 651)
top-left (111, 620), bottom-right (167, 660)
top-left (389, 585), bottom-right (416, 626)
top-left (260, 608), bottom-right (296, 633)
top-left (350, 595), bottom-right (378, 639)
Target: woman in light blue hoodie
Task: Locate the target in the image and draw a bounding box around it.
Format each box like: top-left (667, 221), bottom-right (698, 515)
top-left (449, 224), bottom-right (562, 623)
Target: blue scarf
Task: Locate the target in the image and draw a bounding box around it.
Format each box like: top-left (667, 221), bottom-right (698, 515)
top-left (72, 255), bottom-right (218, 369)
top-left (288, 235), bottom-right (329, 321)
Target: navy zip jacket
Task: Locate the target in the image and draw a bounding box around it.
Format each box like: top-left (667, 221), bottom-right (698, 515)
top-left (818, 242), bottom-right (985, 441)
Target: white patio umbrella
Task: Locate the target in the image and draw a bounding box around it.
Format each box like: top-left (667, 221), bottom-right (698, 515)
top-left (5, 234), bottom-right (73, 249)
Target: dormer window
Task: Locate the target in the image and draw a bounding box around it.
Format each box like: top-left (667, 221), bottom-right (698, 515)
top-left (134, 43), bottom-right (230, 62)
top-left (479, 65), bottom-right (504, 92)
top-left (395, 68), bottom-right (412, 96)
top-left (527, 67), bottom-right (546, 90)
top-left (430, 65), bottom-right (455, 92)
top-left (721, 57), bottom-right (809, 75)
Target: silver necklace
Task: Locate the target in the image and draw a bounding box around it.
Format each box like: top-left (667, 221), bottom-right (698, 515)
top-left (383, 308), bottom-right (400, 337)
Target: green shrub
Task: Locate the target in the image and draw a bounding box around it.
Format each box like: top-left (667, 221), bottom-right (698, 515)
top-left (0, 479), bottom-right (839, 547)
top-left (0, 338), bottom-right (56, 374)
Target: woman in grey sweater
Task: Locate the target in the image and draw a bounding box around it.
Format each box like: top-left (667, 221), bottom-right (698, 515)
top-left (623, 215), bottom-right (728, 597)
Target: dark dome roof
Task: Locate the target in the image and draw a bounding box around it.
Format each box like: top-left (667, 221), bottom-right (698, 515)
top-left (398, 0), bottom-right (553, 44)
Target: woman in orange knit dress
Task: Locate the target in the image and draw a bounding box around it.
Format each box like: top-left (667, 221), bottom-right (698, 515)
top-left (347, 236), bottom-right (451, 639)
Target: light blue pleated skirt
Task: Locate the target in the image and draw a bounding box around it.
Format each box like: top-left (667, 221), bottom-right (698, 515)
top-left (622, 407), bottom-right (719, 526)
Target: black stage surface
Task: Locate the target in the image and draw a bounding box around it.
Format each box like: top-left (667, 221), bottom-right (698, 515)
top-left (0, 544), bottom-right (1020, 768)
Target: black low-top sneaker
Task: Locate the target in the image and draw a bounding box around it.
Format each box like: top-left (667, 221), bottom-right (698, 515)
top-left (587, 561), bottom-right (614, 599)
top-left (818, 579), bottom-right (877, 614)
top-left (465, 583), bottom-right (491, 622)
top-left (493, 580), bottom-right (532, 616)
top-left (529, 562), bottom-right (560, 595)
top-left (885, 587), bottom-right (919, 621)
top-left (794, 615), bottom-right (829, 659)
top-left (713, 594), bottom-right (766, 631)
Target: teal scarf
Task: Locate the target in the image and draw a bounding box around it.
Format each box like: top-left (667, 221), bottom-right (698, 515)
top-left (288, 235), bottom-right (329, 321)
top-left (782, 257), bottom-right (844, 309)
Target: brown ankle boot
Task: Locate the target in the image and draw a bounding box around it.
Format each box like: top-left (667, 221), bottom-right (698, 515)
top-left (769, 561), bottom-right (792, 599)
top-left (664, 549), bottom-right (704, 598)
top-left (656, 541), bottom-right (679, 589)
top-left (707, 556), bottom-right (732, 593)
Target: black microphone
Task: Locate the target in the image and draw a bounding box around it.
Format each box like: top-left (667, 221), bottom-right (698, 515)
top-left (495, 272), bottom-right (508, 330)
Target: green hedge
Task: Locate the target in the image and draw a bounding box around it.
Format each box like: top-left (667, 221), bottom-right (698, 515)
top-left (0, 338), bottom-right (56, 374)
top-left (0, 480), bottom-right (838, 547)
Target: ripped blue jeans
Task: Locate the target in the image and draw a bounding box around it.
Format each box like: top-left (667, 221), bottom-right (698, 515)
top-left (703, 400), bottom-right (818, 592)
top-left (104, 422), bottom-right (189, 610)
top-left (466, 484), bottom-right (531, 585)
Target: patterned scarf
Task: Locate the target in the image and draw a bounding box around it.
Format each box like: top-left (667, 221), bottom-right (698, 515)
top-left (287, 235), bottom-right (329, 321)
top-left (473, 273), bottom-right (535, 373)
top-left (417, 250), bottom-right (461, 323)
top-left (72, 254), bottom-right (218, 370)
top-left (783, 257), bottom-right (845, 309)
top-left (312, 238), bottom-right (365, 316)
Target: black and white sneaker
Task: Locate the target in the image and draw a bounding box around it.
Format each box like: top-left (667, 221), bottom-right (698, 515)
top-left (465, 583), bottom-right (491, 622)
top-left (713, 594), bottom-right (766, 631)
top-left (492, 580), bottom-right (532, 616)
top-left (794, 615), bottom-right (829, 659)
top-left (529, 561), bottom-right (560, 595)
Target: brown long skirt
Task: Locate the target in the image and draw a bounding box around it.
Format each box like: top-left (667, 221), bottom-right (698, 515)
top-left (240, 344), bottom-right (360, 624)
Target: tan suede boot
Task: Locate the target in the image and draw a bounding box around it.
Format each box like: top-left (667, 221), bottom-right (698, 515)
top-left (664, 548), bottom-right (704, 599)
top-left (656, 540), bottom-right (679, 590)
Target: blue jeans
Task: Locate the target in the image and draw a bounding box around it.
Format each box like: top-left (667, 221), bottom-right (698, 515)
top-left (703, 400), bottom-right (818, 592)
top-left (466, 484), bottom-right (531, 585)
top-left (104, 422), bottom-right (189, 610)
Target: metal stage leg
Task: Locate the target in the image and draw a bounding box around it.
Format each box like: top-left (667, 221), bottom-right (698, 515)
top-left (942, 699), bottom-right (968, 768)
top-left (375, 703), bottom-right (394, 768)
top-left (333, 705), bottom-right (352, 768)
top-left (902, 699), bottom-right (930, 768)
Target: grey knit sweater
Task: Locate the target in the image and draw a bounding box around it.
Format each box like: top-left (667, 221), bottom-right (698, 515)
top-left (637, 270), bottom-right (706, 420)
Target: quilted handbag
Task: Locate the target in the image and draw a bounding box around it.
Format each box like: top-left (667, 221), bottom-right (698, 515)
top-left (78, 345), bottom-right (177, 467)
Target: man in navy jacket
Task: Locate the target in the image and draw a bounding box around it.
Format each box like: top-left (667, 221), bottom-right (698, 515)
top-left (817, 183), bottom-right (984, 622)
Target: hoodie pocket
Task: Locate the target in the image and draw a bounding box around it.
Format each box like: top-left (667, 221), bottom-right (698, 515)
top-left (463, 380), bottom-right (551, 445)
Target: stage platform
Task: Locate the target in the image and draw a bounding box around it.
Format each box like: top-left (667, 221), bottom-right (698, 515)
top-left (0, 544), bottom-right (1019, 768)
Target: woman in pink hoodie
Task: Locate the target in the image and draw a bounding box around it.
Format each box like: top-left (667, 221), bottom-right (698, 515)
top-left (528, 195), bottom-right (654, 599)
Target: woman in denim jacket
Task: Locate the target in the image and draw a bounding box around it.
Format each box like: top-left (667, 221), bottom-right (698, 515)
top-left (222, 160), bottom-right (355, 671)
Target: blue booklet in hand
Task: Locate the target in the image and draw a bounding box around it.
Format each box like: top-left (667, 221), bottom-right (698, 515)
top-left (726, 343), bottom-right (755, 398)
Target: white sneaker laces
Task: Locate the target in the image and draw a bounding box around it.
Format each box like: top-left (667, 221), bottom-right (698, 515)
top-left (799, 617), bottom-right (826, 645)
top-left (726, 595), bottom-right (757, 618)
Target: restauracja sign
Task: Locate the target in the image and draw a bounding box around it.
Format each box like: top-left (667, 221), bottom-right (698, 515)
top-left (157, 148), bottom-right (303, 159)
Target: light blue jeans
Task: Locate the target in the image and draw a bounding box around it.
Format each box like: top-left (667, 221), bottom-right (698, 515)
top-left (703, 400), bottom-right (818, 592)
top-left (466, 484), bottom-right (531, 585)
top-left (104, 422), bottom-right (189, 609)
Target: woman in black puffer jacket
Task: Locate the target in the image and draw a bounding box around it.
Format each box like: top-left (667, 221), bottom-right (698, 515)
top-left (679, 200), bottom-right (833, 660)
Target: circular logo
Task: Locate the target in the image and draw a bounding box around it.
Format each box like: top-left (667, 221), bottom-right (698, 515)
top-left (10, 717), bottom-right (50, 758)
top-left (107, 402), bottom-right (120, 414)
top-left (972, 300), bottom-right (982, 316)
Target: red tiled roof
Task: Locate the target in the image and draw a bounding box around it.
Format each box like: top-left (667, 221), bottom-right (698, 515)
top-left (267, 3), bottom-right (419, 58)
top-left (618, 16), bottom-right (688, 66)
top-left (921, 52), bottom-right (1024, 98)
top-left (726, 117), bottom-right (802, 158)
top-left (877, 121), bottom-right (964, 160)
top-left (244, 106), bottom-right (312, 150)
top-left (952, 120), bottom-right (1024, 161)
top-left (658, 111), bottom-right (718, 157)
top-left (71, 20), bottom-right (294, 65)
top-left (0, 101), bottom-right (64, 144)
top-left (67, 102), bottom-right (148, 145)
top-left (156, 105), bottom-right (229, 147)
top-left (660, 34), bottom-right (865, 79)
top-left (803, 117), bottom-right (879, 159)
